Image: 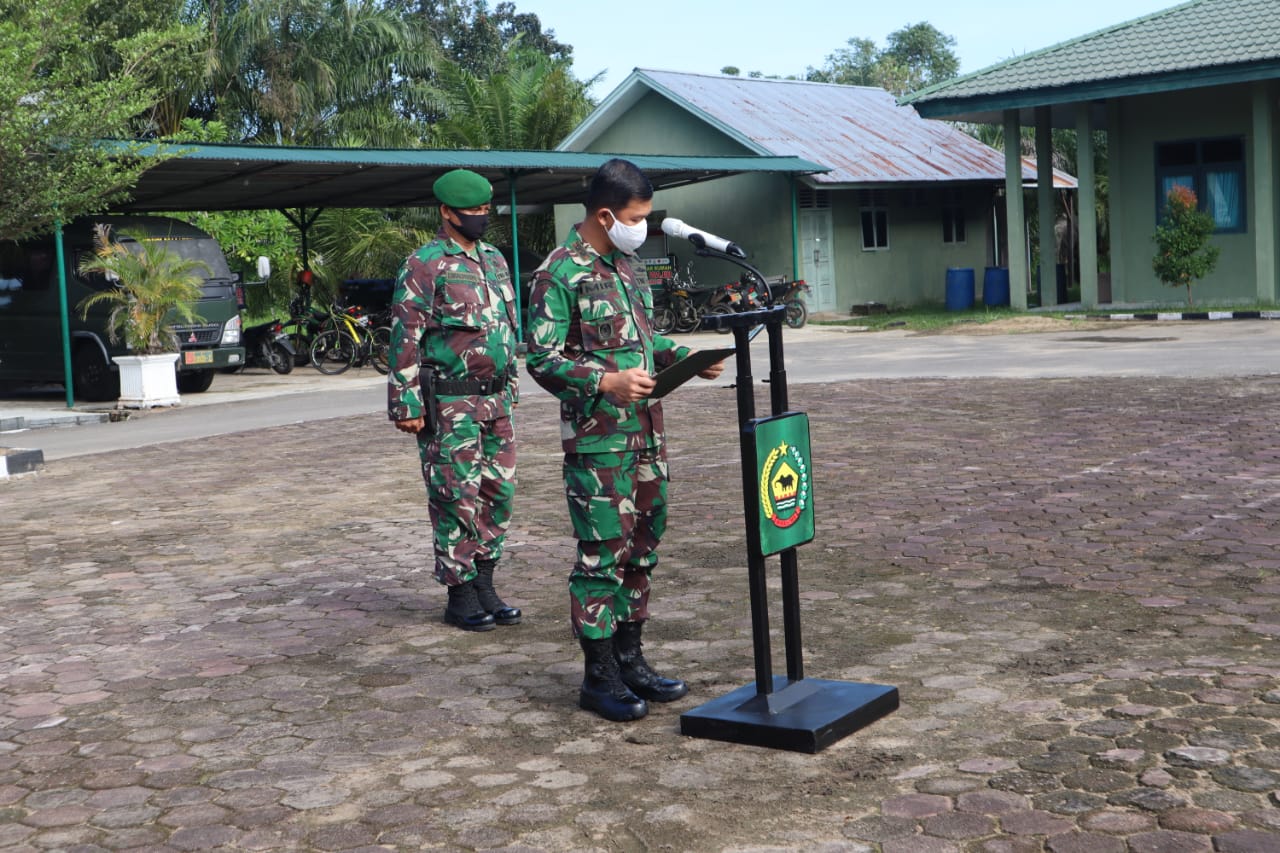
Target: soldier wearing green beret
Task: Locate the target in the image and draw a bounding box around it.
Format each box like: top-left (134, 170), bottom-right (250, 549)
top-left (387, 168), bottom-right (521, 631)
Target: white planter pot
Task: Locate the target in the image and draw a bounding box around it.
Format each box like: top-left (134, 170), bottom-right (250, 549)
top-left (112, 353), bottom-right (181, 409)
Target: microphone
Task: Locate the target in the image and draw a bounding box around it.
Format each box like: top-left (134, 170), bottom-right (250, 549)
top-left (661, 218), bottom-right (747, 259)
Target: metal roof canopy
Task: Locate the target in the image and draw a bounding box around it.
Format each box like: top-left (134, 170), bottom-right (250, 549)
top-left (116, 142), bottom-right (828, 212)
top-left (44, 141), bottom-right (825, 410)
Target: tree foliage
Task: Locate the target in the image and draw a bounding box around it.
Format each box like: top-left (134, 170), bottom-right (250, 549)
top-left (806, 22), bottom-right (959, 95)
top-left (0, 0), bottom-right (200, 241)
top-left (2, 0), bottom-right (593, 305)
top-left (1152, 185), bottom-right (1220, 306)
top-left (430, 45), bottom-right (594, 252)
top-left (390, 0), bottom-right (572, 78)
top-left (192, 0), bottom-right (442, 146)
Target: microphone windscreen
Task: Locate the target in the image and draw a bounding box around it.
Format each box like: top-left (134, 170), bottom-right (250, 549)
top-left (660, 218), bottom-right (684, 236)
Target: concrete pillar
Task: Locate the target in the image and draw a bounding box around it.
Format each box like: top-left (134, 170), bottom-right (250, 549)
top-left (1036, 107), bottom-right (1057, 306)
top-left (1076, 107), bottom-right (1099, 309)
top-left (1004, 110), bottom-right (1029, 310)
top-left (1107, 100), bottom-right (1124, 302)
top-left (1254, 81), bottom-right (1277, 303)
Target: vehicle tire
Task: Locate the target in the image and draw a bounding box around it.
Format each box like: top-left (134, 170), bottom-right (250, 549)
top-left (287, 321), bottom-right (312, 366)
top-left (72, 342), bottom-right (118, 402)
top-left (177, 369), bottom-right (215, 393)
top-left (706, 304), bottom-right (734, 334)
top-left (673, 297), bottom-right (700, 333)
top-left (370, 326), bottom-right (392, 375)
top-left (268, 342), bottom-right (294, 375)
top-left (310, 329), bottom-right (354, 375)
top-left (784, 297), bottom-right (808, 329)
top-left (652, 304), bottom-right (677, 335)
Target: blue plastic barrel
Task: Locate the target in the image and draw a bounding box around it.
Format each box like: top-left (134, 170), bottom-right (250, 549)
top-left (983, 267), bottom-right (1010, 307)
top-left (945, 267), bottom-right (975, 311)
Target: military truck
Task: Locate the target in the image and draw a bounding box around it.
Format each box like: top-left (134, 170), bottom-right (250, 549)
top-left (0, 215), bottom-right (250, 401)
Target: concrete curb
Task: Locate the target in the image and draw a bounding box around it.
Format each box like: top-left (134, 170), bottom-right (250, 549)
top-left (0, 411), bottom-right (110, 433)
top-left (0, 447), bottom-right (44, 478)
top-left (1064, 310), bottom-right (1280, 321)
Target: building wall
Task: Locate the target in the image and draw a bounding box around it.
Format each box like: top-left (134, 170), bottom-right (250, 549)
top-left (1112, 83), bottom-right (1264, 304)
top-left (830, 187), bottom-right (995, 309)
top-left (558, 90), bottom-right (1003, 310)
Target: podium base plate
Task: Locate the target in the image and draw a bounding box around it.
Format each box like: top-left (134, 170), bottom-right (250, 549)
top-left (680, 676), bottom-right (898, 753)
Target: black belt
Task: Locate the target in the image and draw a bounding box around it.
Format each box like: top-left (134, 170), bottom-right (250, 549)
top-left (428, 368), bottom-right (513, 396)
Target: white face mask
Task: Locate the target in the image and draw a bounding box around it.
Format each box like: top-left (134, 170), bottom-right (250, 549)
top-left (605, 210), bottom-right (648, 255)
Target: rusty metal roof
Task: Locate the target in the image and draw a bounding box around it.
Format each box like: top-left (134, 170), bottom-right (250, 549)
top-left (560, 69), bottom-right (1068, 187)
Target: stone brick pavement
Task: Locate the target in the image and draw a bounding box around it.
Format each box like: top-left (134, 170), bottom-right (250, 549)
top-left (1, 376), bottom-right (1279, 852)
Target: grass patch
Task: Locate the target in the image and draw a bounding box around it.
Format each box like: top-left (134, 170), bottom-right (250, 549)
top-left (817, 301), bottom-right (1280, 333)
top-left (816, 305), bottom-right (1030, 333)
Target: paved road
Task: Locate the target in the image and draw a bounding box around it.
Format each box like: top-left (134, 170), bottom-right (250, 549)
top-left (7, 320), bottom-right (1280, 461)
top-left (3, 369), bottom-right (1279, 851)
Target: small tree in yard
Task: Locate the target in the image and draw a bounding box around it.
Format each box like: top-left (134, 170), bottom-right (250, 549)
top-left (1153, 184), bottom-right (1220, 306)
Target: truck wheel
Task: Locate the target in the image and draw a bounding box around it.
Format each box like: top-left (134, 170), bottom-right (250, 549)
top-left (177, 369), bottom-right (215, 393)
top-left (73, 343), bottom-right (119, 402)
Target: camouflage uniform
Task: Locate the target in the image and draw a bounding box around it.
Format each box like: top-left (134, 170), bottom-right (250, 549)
top-left (388, 227), bottom-right (518, 586)
top-left (525, 226), bottom-right (691, 640)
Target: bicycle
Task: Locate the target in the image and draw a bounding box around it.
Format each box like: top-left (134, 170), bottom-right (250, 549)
top-left (282, 293), bottom-right (328, 367)
top-left (309, 303), bottom-right (391, 375)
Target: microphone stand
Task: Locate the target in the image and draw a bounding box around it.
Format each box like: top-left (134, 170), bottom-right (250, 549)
top-left (679, 242), bottom-right (899, 752)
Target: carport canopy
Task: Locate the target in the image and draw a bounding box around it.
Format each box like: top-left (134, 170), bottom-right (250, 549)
top-left (115, 142), bottom-right (828, 211)
top-left (48, 142), bottom-right (826, 407)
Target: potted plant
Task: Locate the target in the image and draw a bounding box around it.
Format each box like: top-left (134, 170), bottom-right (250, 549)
top-left (1152, 184), bottom-right (1221, 307)
top-left (77, 223), bottom-right (209, 408)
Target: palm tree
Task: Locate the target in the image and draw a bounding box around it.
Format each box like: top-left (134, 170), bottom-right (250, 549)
top-left (431, 46), bottom-right (595, 251)
top-left (204, 0), bottom-right (440, 145)
top-left (77, 224), bottom-right (210, 354)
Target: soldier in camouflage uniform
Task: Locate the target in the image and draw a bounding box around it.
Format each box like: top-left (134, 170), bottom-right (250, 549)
top-left (526, 159), bottom-right (725, 721)
top-left (388, 169), bottom-right (521, 632)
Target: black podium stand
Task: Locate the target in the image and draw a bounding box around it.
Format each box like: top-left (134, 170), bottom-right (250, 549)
top-left (678, 299), bottom-right (898, 753)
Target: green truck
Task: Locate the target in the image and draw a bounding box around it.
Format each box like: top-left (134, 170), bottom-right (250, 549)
top-left (0, 215), bottom-right (249, 401)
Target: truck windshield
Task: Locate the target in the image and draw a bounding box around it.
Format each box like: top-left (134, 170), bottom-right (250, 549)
top-left (121, 236), bottom-right (237, 299)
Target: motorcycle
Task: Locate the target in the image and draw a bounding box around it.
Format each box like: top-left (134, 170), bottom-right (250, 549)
top-left (766, 278), bottom-right (811, 329)
top-left (704, 274), bottom-right (768, 333)
top-left (241, 318), bottom-right (295, 374)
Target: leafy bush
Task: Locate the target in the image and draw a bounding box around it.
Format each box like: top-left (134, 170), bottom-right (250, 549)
top-left (1152, 185), bottom-right (1220, 306)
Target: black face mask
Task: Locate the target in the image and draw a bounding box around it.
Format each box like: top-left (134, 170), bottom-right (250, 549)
top-left (449, 208), bottom-right (489, 242)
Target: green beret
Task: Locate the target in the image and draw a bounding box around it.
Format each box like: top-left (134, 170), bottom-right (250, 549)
top-left (433, 169), bottom-right (493, 208)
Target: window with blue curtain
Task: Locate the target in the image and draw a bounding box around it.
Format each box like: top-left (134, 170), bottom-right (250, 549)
top-left (1154, 138), bottom-right (1246, 234)
top-left (1205, 169), bottom-right (1242, 230)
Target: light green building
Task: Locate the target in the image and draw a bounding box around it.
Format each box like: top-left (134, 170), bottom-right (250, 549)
top-left (904, 0), bottom-right (1280, 309)
top-left (557, 70), bottom-right (1069, 313)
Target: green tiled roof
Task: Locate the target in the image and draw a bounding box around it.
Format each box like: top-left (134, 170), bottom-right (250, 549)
top-left (906, 0), bottom-right (1280, 108)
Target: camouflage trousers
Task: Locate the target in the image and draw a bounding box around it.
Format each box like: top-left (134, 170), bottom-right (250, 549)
top-left (418, 412), bottom-right (516, 586)
top-left (563, 446), bottom-right (668, 639)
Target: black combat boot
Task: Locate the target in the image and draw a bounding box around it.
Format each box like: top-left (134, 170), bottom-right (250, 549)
top-left (579, 637), bottom-right (648, 722)
top-left (613, 621), bottom-right (688, 702)
top-left (443, 580), bottom-right (496, 632)
top-left (474, 558), bottom-right (521, 625)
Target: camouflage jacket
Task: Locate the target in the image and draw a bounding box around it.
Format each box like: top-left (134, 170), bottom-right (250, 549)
top-left (525, 225), bottom-right (690, 454)
top-left (387, 229), bottom-right (518, 423)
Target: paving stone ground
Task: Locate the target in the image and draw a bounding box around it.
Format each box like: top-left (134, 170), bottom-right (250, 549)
top-left (2, 376), bottom-right (1279, 852)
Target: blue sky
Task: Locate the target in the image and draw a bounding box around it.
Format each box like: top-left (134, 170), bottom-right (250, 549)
top-left (514, 0), bottom-right (1178, 98)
